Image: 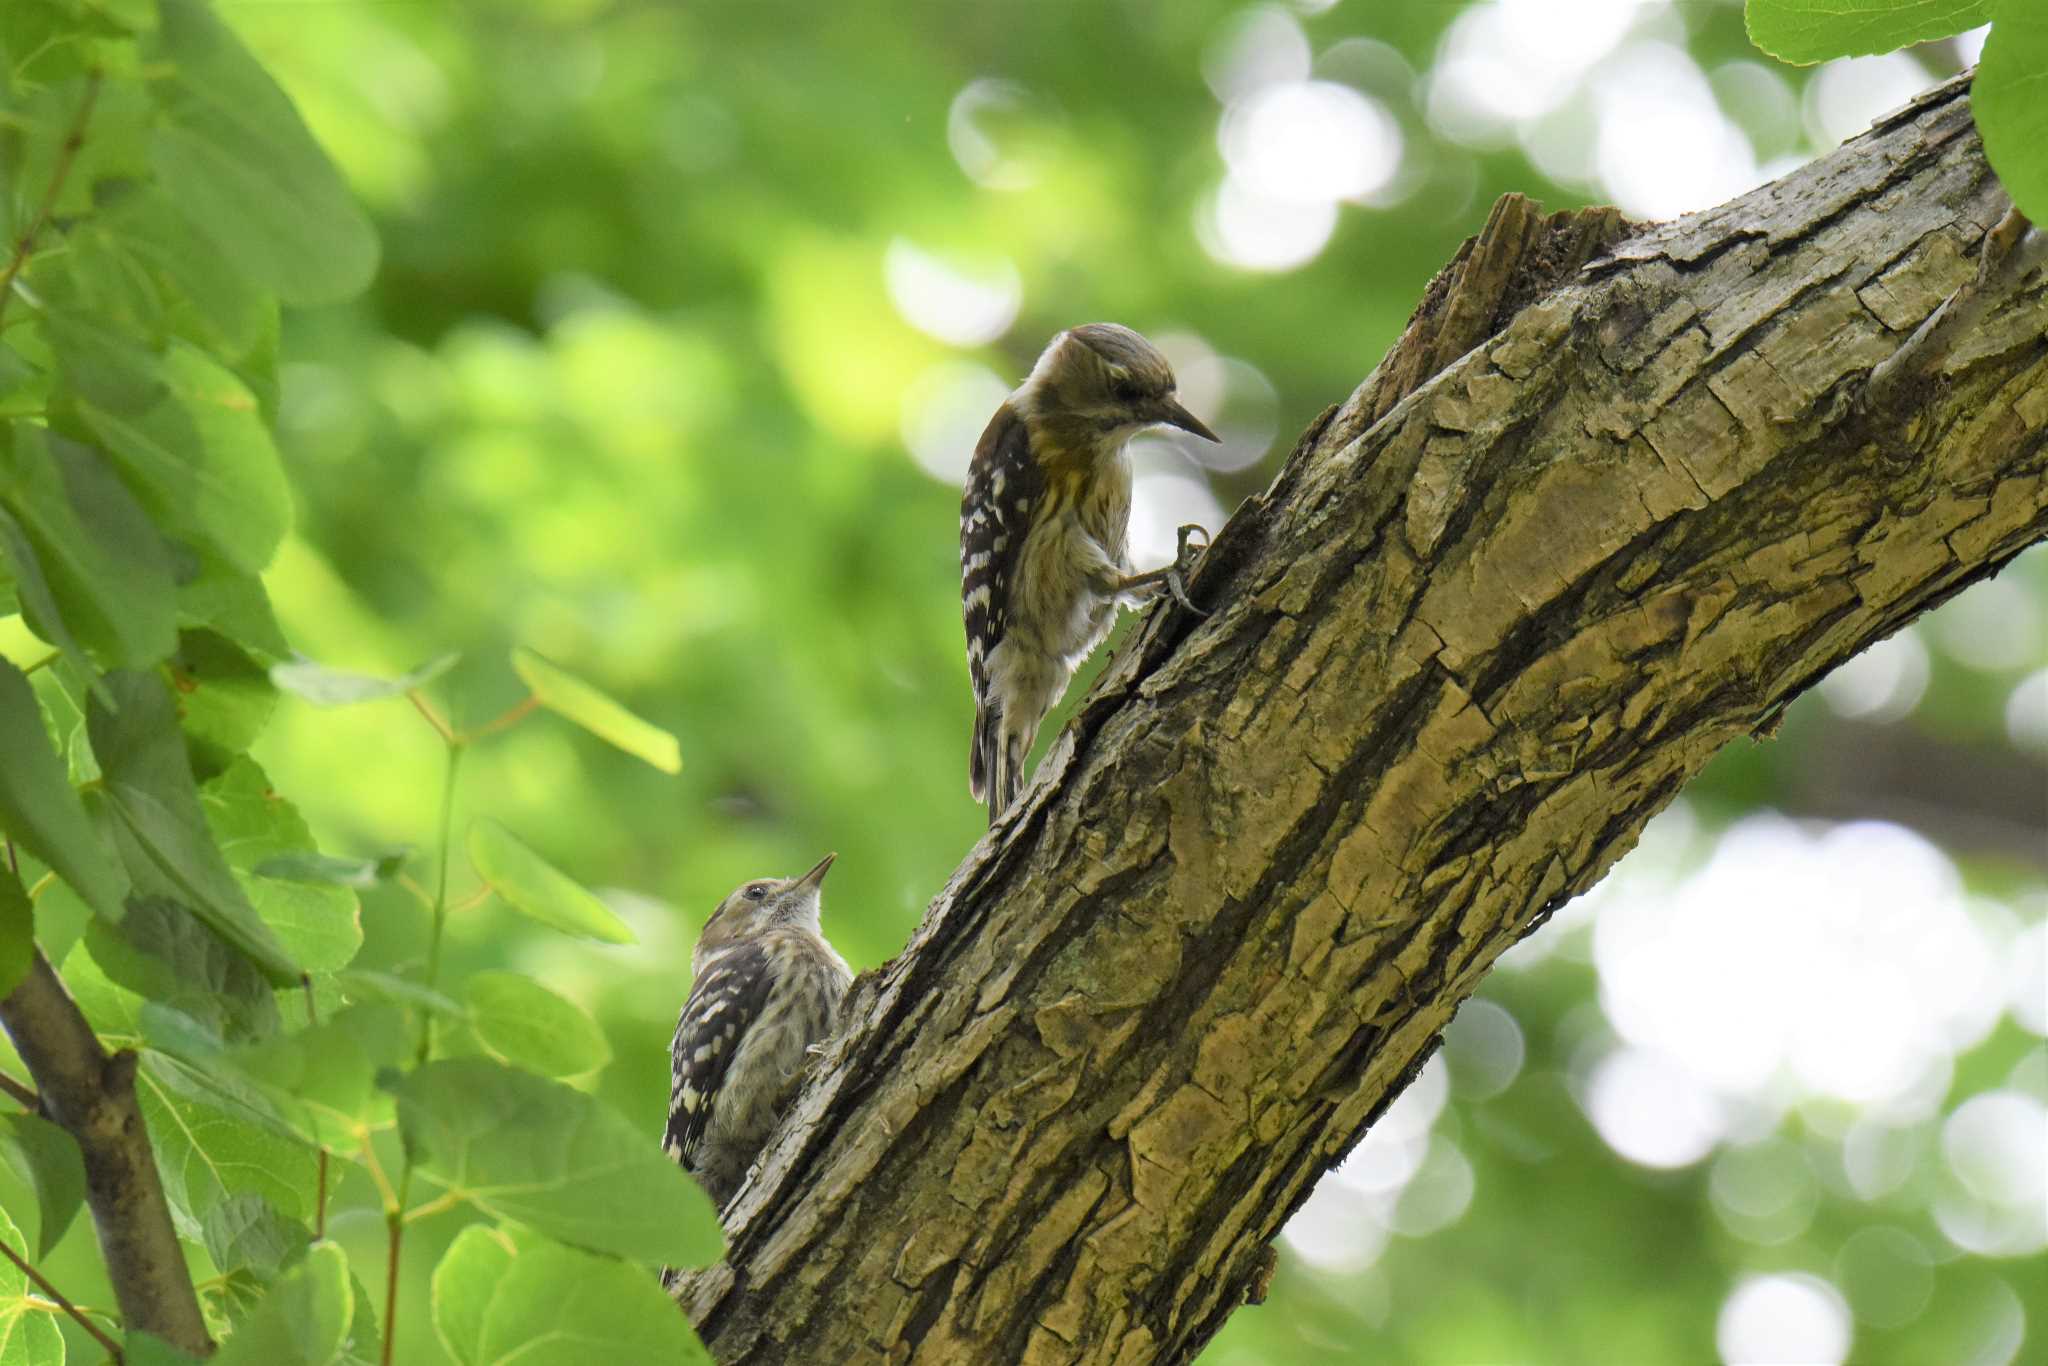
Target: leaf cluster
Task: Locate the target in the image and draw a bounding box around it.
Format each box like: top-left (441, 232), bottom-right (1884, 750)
top-left (0, 2), bottom-right (716, 1359)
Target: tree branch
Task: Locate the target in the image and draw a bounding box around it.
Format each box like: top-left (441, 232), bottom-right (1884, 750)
top-left (680, 77), bottom-right (2042, 1362)
top-left (0, 952), bottom-right (212, 1356)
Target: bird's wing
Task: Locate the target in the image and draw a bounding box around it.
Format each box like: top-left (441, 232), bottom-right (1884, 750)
top-left (664, 941), bottom-right (774, 1172)
top-left (961, 402), bottom-right (1041, 800)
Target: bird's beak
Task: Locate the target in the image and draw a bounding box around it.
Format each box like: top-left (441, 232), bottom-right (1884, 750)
top-left (792, 852), bottom-right (837, 897)
top-left (1158, 397), bottom-right (1220, 443)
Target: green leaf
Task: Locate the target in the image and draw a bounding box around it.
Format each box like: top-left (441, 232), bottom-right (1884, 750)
top-left (0, 505), bottom-right (93, 688)
top-left (83, 899), bottom-right (281, 1044)
top-left (432, 1224), bottom-right (516, 1366)
top-left (1978, 3), bottom-right (2048, 224)
top-left (338, 1272), bottom-right (381, 1366)
top-left (147, 0), bottom-right (378, 306)
top-left (0, 869), bottom-right (29, 1000)
top-left (56, 331), bottom-right (295, 576)
top-left (0, 425), bottom-right (177, 673)
top-left (103, 185), bottom-right (272, 359)
top-left (0, 657), bottom-right (129, 922)
top-left (89, 671), bottom-right (300, 981)
top-left (335, 968), bottom-right (461, 1017)
top-left (511, 648), bottom-right (681, 773)
top-left (475, 1236), bottom-right (715, 1366)
top-left (173, 629), bottom-right (279, 781)
top-left (202, 1193), bottom-right (310, 1280)
top-left (212, 1240), bottom-right (351, 1366)
top-left (394, 1058), bottom-right (723, 1266)
top-left (230, 1006), bottom-right (400, 1147)
top-left (201, 757), bottom-right (363, 973)
top-left (253, 851), bottom-right (403, 890)
top-left (1744, 0), bottom-right (1990, 62)
top-left (269, 652), bottom-right (457, 707)
top-left (177, 552), bottom-right (291, 663)
top-left (0, 1113), bottom-right (85, 1258)
top-left (136, 1049), bottom-right (318, 1235)
top-left (467, 819), bottom-right (635, 945)
top-left (0, 1202), bottom-right (65, 1366)
top-left (464, 971), bottom-right (612, 1078)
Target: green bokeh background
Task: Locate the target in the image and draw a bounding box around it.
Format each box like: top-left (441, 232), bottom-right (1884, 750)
top-left (39, 1), bottom-right (2044, 1361)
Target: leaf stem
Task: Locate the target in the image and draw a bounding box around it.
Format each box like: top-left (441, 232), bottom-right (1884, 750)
top-left (0, 68), bottom-right (101, 331)
top-left (380, 1210), bottom-right (402, 1366)
top-left (406, 690), bottom-right (456, 745)
top-left (314, 1149), bottom-right (329, 1241)
top-left (0, 1235), bottom-right (124, 1361)
top-left (385, 729), bottom-right (464, 1364)
top-left (0, 1068), bottom-right (38, 1110)
top-left (419, 740), bottom-right (464, 1050)
top-left (401, 1191), bottom-right (462, 1225)
top-left (458, 693), bottom-right (539, 744)
top-left (355, 1131), bottom-right (398, 1213)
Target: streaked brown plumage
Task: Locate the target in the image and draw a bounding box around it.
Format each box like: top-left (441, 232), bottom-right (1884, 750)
top-left (662, 853), bottom-right (851, 1285)
top-left (960, 323), bottom-right (1217, 822)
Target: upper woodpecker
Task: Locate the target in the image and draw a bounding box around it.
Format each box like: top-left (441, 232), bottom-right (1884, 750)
top-left (960, 322), bottom-right (1218, 822)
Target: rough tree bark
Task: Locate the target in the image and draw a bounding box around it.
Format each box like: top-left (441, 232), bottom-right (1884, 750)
top-left (678, 74), bottom-right (2047, 1365)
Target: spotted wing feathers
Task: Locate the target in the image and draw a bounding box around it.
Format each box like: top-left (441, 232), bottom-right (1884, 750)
top-left (961, 401), bottom-right (1039, 808)
top-left (664, 942), bottom-right (774, 1174)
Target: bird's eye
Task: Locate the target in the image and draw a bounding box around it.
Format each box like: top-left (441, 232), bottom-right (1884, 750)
top-left (745, 883), bottom-right (771, 901)
top-left (1111, 380), bottom-right (1142, 403)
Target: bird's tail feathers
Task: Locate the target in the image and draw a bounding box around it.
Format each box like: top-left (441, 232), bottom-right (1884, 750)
top-left (972, 704), bottom-right (1027, 827)
top-left (971, 703), bottom-right (998, 807)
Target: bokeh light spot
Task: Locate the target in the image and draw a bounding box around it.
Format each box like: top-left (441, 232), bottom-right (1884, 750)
top-left (1584, 1045), bottom-right (1726, 1168)
top-left (1220, 80), bottom-right (1403, 206)
top-left (1197, 179), bottom-right (1338, 273)
top-left (900, 362), bottom-right (1011, 484)
top-left (1717, 1273), bottom-right (1853, 1366)
top-left (1821, 630), bottom-right (1931, 723)
top-left (1443, 997), bottom-right (1525, 1101)
top-left (883, 240), bottom-right (1021, 347)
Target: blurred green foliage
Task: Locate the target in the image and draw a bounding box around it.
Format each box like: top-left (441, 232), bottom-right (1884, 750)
top-left (2, 0), bottom-right (2042, 1363)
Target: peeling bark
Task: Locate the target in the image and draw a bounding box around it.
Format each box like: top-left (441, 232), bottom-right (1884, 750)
top-left (683, 76), bottom-right (2046, 1364)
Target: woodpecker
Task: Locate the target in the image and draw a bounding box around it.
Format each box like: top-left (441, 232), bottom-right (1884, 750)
top-left (961, 322), bottom-right (1218, 823)
top-left (661, 853), bottom-right (852, 1260)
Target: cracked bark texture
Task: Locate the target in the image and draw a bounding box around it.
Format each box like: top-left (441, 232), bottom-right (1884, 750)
top-left (681, 76), bottom-right (2048, 1365)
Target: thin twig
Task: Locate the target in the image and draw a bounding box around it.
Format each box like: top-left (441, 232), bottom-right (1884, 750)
top-left (0, 69), bottom-right (101, 330)
top-left (0, 1235), bottom-right (124, 1361)
top-left (0, 1068), bottom-right (38, 1111)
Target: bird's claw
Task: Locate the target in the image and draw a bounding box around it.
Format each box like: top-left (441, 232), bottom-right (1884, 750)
top-left (1165, 523), bottom-right (1212, 616)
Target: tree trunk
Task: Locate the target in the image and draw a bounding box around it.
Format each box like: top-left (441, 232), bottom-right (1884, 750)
top-left (681, 75), bottom-right (2047, 1364)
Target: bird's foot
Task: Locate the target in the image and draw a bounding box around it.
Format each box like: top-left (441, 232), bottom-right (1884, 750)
top-left (1163, 523), bottom-right (1212, 616)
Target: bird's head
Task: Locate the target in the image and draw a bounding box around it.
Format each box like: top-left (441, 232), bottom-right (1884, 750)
top-left (1022, 323), bottom-right (1219, 445)
top-left (695, 852), bottom-right (836, 963)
